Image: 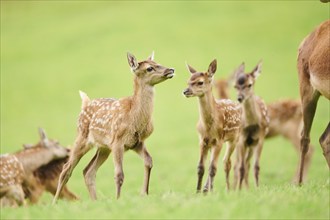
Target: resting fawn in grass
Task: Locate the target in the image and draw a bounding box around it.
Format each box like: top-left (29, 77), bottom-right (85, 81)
top-left (215, 78), bottom-right (313, 183)
top-left (183, 59), bottom-right (242, 192)
top-left (53, 52), bottom-right (174, 203)
top-left (297, 20), bottom-right (330, 185)
top-left (0, 128), bottom-right (69, 207)
top-left (233, 61), bottom-right (269, 190)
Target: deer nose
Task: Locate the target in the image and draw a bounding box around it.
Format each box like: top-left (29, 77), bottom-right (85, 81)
top-left (237, 95), bottom-right (244, 103)
top-left (169, 68), bottom-right (175, 73)
top-left (183, 88), bottom-right (190, 95)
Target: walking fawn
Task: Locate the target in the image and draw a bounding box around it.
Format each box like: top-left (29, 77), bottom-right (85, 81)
top-left (183, 59), bottom-right (242, 192)
top-left (53, 52), bottom-right (174, 203)
top-left (0, 128), bottom-right (69, 207)
top-left (297, 20), bottom-right (330, 185)
top-left (233, 61), bottom-right (269, 189)
top-left (215, 78), bottom-right (313, 183)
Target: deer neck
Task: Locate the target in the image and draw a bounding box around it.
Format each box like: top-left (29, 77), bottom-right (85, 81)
top-left (242, 95), bottom-right (259, 125)
top-left (14, 148), bottom-right (55, 174)
top-left (131, 77), bottom-right (154, 127)
top-left (198, 89), bottom-right (216, 127)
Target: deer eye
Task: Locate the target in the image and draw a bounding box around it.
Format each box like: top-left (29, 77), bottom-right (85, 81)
top-left (197, 81), bottom-right (204, 86)
top-left (248, 84), bottom-right (252, 88)
top-left (146, 67), bottom-right (154, 72)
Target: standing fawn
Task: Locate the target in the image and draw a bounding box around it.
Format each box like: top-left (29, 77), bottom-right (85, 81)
top-left (215, 78), bottom-right (314, 183)
top-left (53, 52), bottom-right (174, 204)
top-left (297, 20), bottom-right (330, 185)
top-left (0, 128), bottom-right (69, 207)
top-left (233, 61), bottom-right (269, 189)
top-left (183, 59), bottom-right (242, 192)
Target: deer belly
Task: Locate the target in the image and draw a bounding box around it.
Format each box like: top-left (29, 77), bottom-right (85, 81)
top-left (310, 73), bottom-right (330, 100)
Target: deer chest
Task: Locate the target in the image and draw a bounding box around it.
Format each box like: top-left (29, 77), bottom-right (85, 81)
top-left (243, 124), bottom-right (260, 147)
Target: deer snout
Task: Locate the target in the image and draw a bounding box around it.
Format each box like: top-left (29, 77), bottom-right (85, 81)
top-left (164, 68), bottom-right (175, 78)
top-left (237, 94), bottom-right (244, 103)
top-left (183, 88), bottom-right (193, 97)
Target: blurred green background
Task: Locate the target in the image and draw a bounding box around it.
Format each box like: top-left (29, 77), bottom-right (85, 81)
top-left (1, 1), bottom-right (329, 219)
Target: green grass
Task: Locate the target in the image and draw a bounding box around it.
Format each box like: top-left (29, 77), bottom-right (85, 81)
top-left (1, 1), bottom-right (329, 219)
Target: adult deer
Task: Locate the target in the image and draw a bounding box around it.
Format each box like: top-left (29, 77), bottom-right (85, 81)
top-left (53, 52), bottom-right (174, 204)
top-left (183, 59), bottom-right (242, 192)
top-left (0, 128), bottom-right (69, 207)
top-left (297, 20), bottom-right (330, 185)
top-left (215, 77), bottom-right (314, 183)
top-left (233, 61), bottom-right (269, 189)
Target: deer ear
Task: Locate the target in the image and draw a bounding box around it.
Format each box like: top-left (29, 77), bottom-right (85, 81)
top-left (251, 60), bottom-right (262, 79)
top-left (147, 51), bottom-right (154, 61)
top-left (38, 127), bottom-right (49, 147)
top-left (186, 63), bottom-right (197, 74)
top-left (207, 59), bottom-right (217, 77)
top-left (235, 62), bottom-right (245, 79)
top-left (127, 52), bottom-right (139, 70)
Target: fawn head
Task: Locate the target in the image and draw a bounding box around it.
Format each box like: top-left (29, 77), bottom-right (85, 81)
top-left (183, 59), bottom-right (217, 98)
top-left (234, 60), bottom-right (262, 103)
top-left (127, 52), bottom-right (175, 86)
top-left (23, 128), bottom-right (69, 159)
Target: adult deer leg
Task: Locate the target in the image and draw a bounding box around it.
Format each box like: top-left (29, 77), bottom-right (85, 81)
top-left (298, 88), bottom-right (320, 185)
top-left (319, 122), bottom-right (330, 168)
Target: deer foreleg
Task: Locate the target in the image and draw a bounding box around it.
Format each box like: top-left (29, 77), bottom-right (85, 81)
top-left (113, 146), bottom-right (124, 199)
top-left (203, 144), bottom-right (222, 193)
top-left (133, 142), bottom-right (153, 195)
top-left (223, 140), bottom-right (236, 191)
top-left (196, 140), bottom-right (209, 193)
top-left (253, 139), bottom-right (264, 187)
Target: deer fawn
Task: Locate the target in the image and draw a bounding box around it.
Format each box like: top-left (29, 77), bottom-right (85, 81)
top-left (233, 61), bottom-right (269, 189)
top-left (53, 52), bottom-right (174, 203)
top-left (0, 128), bottom-right (69, 207)
top-left (183, 59), bottom-right (242, 192)
top-left (297, 20), bottom-right (330, 185)
top-left (215, 79), bottom-right (314, 183)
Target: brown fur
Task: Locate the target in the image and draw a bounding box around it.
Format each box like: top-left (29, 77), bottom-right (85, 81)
top-left (297, 20), bottom-right (330, 185)
top-left (183, 59), bottom-right (242, 192)
top-left (232, 61), bottom-right (269, 190)
top-left (53, 52), bottom-right (174, 204)
top-left (215, 78), bottom-right (314, 182)
top-left (0, 128), bottom-right (69, 207)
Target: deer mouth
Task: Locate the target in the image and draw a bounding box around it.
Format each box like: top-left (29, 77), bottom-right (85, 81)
top-left (164, 69), bottom-right (175, 79)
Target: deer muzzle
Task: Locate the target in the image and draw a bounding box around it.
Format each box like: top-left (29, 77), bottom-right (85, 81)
top-left (164, 68), bottom-right (175, 79)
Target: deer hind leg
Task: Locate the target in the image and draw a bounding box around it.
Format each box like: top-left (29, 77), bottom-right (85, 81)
top-left (83, 147), bottom-right (111, 200)
top-left (298, 88), bottom-right (320, 185)
top-left (291, 124), bottom-right (314, 183)
top-left (203, 143), bottom-right (222, 193)
top-left (196, 139), bottom-right (209, 193)
top-left (52, 135), bottom-right (91, 204)
top-left (223, 140), bottom-right (236, 191)
top-left (133, 142), bottom-right (153, 195)
top-left (319, 122), bottom-right (330, 168)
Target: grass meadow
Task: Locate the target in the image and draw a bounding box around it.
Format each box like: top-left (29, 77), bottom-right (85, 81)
top-left (1, 1), bottom-right (329, 219)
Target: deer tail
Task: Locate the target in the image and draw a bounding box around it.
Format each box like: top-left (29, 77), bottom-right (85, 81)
top-left (79, 90), bottom-right (90, 109)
